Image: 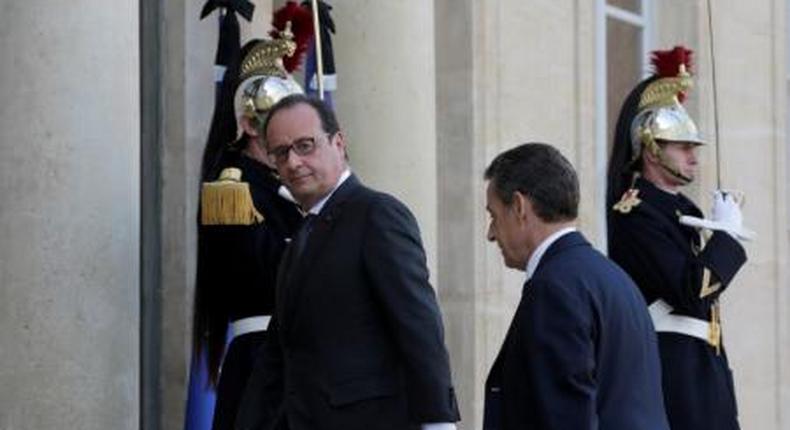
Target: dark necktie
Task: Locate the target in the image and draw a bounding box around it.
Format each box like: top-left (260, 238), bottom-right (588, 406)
top-left (277, 213), bottom-right (317, 332)
top-left (291, 213), bottom-right (317, 265)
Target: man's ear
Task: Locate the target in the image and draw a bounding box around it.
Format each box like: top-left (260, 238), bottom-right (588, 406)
top-left (512, 191), bottom-right (531, 221)
top-left (330, 131), bottom-right (349, 160)
top-left (642, 141), bottom-right (662, 165)
top-left (239, 116), bottom-right (260, 138)
top-left (331, 131), bottom-right (346, 148)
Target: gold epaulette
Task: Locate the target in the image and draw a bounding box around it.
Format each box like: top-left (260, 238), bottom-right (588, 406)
top-left (201, 168), bottom-right (264, 226)
top-left (612, 189), bottom-right (642, 214)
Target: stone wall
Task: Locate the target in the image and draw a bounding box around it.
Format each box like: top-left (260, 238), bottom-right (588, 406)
top-left (0, 0), bottom-right (140, 428)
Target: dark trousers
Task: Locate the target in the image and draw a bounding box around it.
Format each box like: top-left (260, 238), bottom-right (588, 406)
top-left (659, 334), bottom-right (740, 430)
top-left (212, 331), bottom-right (267, 430)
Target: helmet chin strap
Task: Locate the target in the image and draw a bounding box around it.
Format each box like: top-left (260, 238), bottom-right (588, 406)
top-left (658, 153), bottom-right (693, 185)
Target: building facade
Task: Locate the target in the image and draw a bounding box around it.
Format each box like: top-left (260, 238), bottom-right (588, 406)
top-left (1, 0), bottom-right (788, 429)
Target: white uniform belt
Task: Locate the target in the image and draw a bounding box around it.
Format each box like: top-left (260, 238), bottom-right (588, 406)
top-left (648, 300), bottom-right (711, 344)
top-left (230, 315), bottom-right (271, 341)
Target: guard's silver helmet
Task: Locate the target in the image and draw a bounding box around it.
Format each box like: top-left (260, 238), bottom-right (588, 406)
top-left (234, 32), bottom-right (303, 131)
top-left (630, 63), bottom-right (705, 165)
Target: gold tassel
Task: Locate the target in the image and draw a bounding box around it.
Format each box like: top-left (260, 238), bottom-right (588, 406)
top-left (201, 168), bottom-right (265, 225)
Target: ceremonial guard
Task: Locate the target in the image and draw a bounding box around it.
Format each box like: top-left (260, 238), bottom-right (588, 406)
top-left (607, 46), bottom-right (749, 430)
top-left (191, 33), bottom-right (304, 430)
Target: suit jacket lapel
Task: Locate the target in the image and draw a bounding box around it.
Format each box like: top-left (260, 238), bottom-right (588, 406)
top-left (279, 175), bottom-right (363, 337)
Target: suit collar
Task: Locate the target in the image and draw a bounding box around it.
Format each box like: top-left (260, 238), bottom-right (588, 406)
top-left (524, 227), bottom-right (577, 280)
top-left (297, 174), bottom-right (361, 271)
top-left (307, 169), bottom-right (352, 215)
top-left (532, 230), bottom-right (589, 276)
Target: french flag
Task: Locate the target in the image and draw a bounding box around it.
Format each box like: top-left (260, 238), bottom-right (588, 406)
top-left (303, 1), bottom-right (336, 108)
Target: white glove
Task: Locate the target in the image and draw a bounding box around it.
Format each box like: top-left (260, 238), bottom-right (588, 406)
top-left (678, 190), bottom-right (755, 241)
top-left (711, 190), bottom-right (743, 237)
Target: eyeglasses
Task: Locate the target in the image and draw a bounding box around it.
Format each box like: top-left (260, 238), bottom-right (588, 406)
top-left (266, 133), bottom-right (332, 165)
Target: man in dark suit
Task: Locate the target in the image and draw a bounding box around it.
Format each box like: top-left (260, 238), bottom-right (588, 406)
top-left (237, 94), bottom-right (459, 430)
top-left (482, 143), bottom-right (669, 430)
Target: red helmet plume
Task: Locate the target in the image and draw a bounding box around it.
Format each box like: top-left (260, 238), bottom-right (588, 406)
top-left (651, 45), bottom-right (693, 77)
top-left (650, 45), bottom-right (694, 102)
top-left (270, 1), bottom-right (314, 73)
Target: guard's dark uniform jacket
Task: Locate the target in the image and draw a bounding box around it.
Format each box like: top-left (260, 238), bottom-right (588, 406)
top-left (197, 152), bottom-right (302, 430)
top-left (608, 177), bottom-right (747, 430)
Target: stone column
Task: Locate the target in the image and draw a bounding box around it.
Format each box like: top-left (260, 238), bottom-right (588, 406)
top-left (434, 0), bottom-right (480, 426)
top-left (434, 1), bottom-right (597, 427)
top-left (331, 1), bottom-right (439, 276)
top-left (0, 1), bottom-right (140, 429)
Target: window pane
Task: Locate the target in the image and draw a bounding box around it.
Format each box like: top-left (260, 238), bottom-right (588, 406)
top-left (607, 0), bottom-right (641, 14)
top-left (606, 17), bottom-right (643, 155)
